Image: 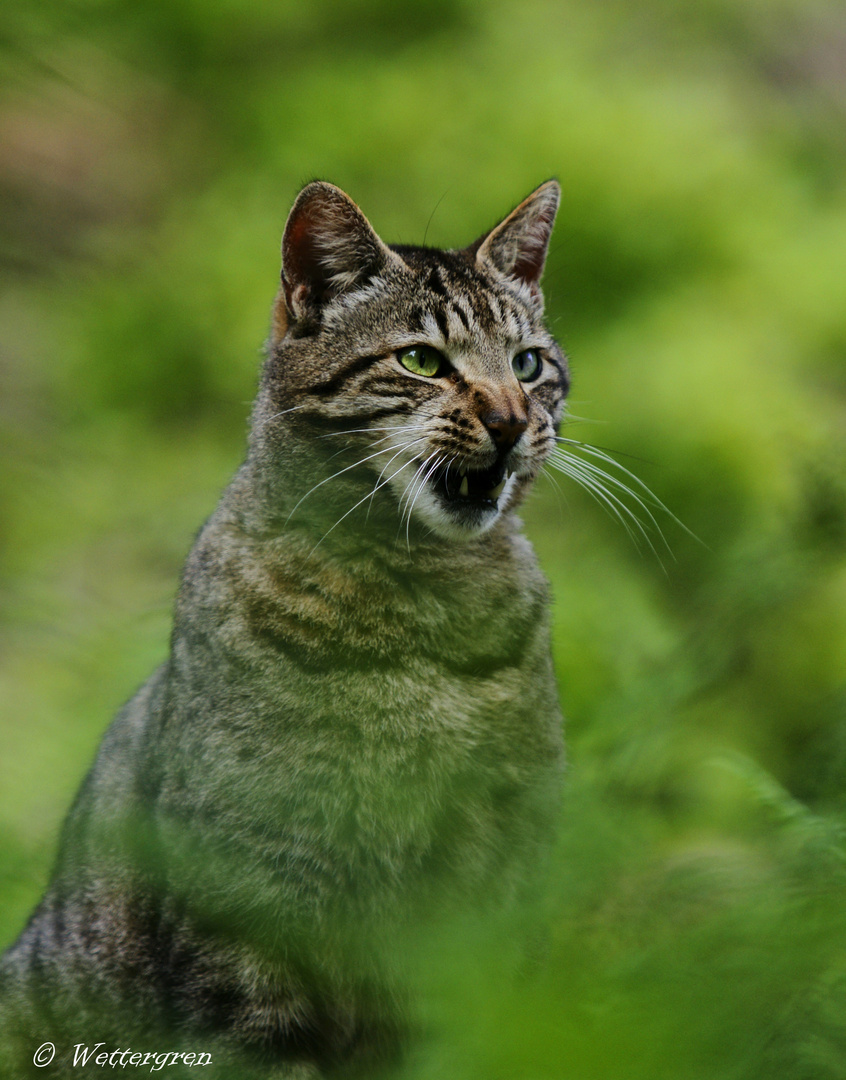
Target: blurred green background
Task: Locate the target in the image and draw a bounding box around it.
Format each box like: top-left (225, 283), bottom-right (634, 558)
top-left (2, 0), bottom-right (846, 1075)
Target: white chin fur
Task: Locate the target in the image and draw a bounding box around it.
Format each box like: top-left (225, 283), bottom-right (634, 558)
top-left (413, 489), bottom-right (502, 540)
top-left (388, 469), bottom-right (517, 542)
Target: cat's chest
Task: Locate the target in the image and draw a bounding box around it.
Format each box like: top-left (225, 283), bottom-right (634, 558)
top-left (174, 520), bottom-right (559, 788)
top-left (163, 523), bottom-right (562, 912)
top-left (190, 521), bottom-right (549, 679)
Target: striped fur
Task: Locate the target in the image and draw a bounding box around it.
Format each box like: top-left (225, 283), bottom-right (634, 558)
top-left (0, 182), bottom-right (567, 1078)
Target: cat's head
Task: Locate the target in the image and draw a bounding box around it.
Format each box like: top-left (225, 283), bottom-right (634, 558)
top-left (263, 180), bottom-right (569, 542)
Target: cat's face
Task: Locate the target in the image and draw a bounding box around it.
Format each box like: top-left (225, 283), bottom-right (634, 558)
top-left (267, 181), bottom-right (569, 541)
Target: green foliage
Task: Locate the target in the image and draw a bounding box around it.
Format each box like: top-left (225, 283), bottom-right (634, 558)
top-left (2, 0), bottom-right (845, 1074)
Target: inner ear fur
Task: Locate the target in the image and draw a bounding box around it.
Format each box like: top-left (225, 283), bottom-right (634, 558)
top-left (275, 181), bottom-right (402, 336)
top-left (468, 180), bottom-right (560, 294)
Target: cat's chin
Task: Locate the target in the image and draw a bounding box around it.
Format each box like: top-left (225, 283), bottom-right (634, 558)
top-left (404, 473), bottom-right (520, 542)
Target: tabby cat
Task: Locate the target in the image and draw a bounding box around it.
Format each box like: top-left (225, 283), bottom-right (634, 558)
top-left (0, 180), bottom-right (568, 1077)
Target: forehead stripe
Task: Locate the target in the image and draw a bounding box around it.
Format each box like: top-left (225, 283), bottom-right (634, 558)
top-left (449, 301), bottom-right (471, 330)
top-left (433, 308), bottom-right (450, 341)
top-left (425, 266), bottom-right (449, 298)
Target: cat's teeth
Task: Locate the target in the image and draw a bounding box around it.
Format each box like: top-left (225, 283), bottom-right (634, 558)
top-left (489, 478), bottom-right (506, 499)
top-left (458, 465), bottom-right (468, 477)
top-left (459, 476), bottom-right (469, 497)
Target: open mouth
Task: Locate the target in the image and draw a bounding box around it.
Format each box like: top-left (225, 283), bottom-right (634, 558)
top-left (431, 460), bottom-right (510, 509)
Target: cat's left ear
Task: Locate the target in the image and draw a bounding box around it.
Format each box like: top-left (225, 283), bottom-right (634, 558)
top-left (468, 180), bottom-right (560, 300)
top-left (274, 181), bottom-right (405, 340)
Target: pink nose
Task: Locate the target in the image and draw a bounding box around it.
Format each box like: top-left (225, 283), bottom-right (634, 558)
top-left (482, 412), bottom-right (528, 449)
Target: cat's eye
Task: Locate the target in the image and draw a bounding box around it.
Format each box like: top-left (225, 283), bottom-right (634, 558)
top-left (512, 349), bottom-right (542, 382)
top-left (397, 345), bottom-right (446, 378)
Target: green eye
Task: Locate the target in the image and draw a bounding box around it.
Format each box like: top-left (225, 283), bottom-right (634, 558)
top-left (512, 349), bottom-right (542, 382)
top-left (398, 345), bottom-right (445, 378)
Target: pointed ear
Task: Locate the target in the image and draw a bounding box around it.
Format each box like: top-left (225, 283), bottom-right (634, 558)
top-left (469, 180), bottom-right (560, 298)
top-left (274, 181), bottom-right (401, 338)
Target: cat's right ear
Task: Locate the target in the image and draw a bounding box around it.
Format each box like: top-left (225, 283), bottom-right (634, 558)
top-left (274, 182), bottom-right (403, 340)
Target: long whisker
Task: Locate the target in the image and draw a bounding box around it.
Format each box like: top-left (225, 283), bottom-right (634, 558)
top-left (309, 451), bottom-right (426, 556)
top-left (365, 439), bottom-right (430, 523)
top-left (399, 449), bottom-right (444, 524)
top-left (538, 462), bottom-right (569, 517)
top-left (323, 427), bottom-right (428, 464)
top-left (559, 412), bottom-right (608, 427)
top-left (402, 452), bottom-right (444, 548)
top-left (549, 450), bottom-right (668, 552)
top-left (556, 438), bottom-right (697, 540)
top-left (546, 436), bottom-right (702, 570)
top-left (399, 451), bottom-right (437, 522)
top-left (285, 436), bottom-right (429, 525)
top-left (316, 420), bottom-right (433, 441)
top-left (253, 403), bottom-right (308, 433)
top-left (548, 450), bottom-right (657, 556)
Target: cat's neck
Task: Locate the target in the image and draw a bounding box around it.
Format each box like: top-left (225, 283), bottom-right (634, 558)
top-left (177, 461), bottom-right (546, 681)
top-left (222, 456), bottom-right (522, 576)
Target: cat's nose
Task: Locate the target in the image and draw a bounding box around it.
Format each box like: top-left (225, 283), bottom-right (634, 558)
top-left (482, 410), bottom-right (528, 449)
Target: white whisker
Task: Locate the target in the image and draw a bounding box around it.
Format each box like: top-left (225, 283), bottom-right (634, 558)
top-left (365, 439), bottom-right (430, 523)
top-left (399, 450), bottom-right (442, 524)
top-left (550, 450), bottom-right (667, 549)
top-left (309, 451), bottom-right (426, 556)
top-left (317, 421), bottom-right (430, 441)
top-left (402, 452), bottom-right (445, 548)
top-left (550, 451), bottom-right (651, 552)
top-left (253, 403), bottom-right (307, 432)
top-left (545, 436), bottom-right (700, 570)
top-left (285, 436), bottom-right (428, 525)
top-left (556, 438), bottom-right (697, 541)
